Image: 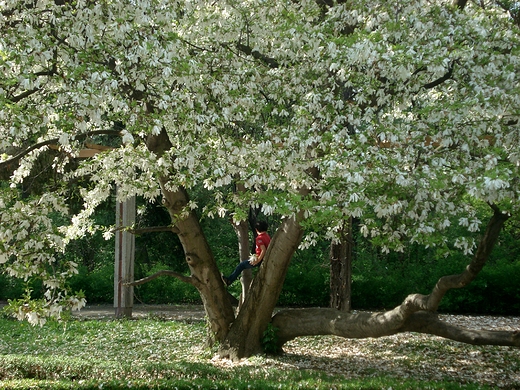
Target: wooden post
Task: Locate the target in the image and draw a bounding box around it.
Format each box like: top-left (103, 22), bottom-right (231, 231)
top-left (114, 194), bottom-right (135, 318)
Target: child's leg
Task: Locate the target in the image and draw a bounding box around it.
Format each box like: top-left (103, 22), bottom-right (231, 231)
top-left (226, 259), bottom-right (254, 284)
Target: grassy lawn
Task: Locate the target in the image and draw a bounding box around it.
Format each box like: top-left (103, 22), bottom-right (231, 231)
top-left (0, 314), bottom-right (518, 389)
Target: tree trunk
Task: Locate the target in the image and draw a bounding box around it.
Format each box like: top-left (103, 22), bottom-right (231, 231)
top-left (273, 206), bottom-right (514, 349)
top-left (220, 215), bottom-right (304, 359)
top-left (146, 130), bottom-right (235, 342)
top-left (233, 219), bottom-right (252, 308)
top-left (329, 218), bottom-right (352, 312)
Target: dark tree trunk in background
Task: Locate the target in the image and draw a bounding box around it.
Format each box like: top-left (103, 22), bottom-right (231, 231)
top-left (330, 218), bottom-right (352, 312)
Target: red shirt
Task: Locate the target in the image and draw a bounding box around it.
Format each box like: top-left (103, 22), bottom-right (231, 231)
top-left (255, 232), bottom-right (271, 256)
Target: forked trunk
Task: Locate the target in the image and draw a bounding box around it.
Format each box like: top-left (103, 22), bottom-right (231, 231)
top-left (220, 216), bottom-right (304, 359)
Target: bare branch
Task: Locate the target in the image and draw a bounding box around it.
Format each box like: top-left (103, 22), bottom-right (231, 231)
top-left (400, 311), bottom-right (520, 347)
top-left (125, 270), bottom-right (196, 287)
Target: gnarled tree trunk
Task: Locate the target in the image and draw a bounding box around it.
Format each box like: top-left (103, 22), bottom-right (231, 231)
top-left (146, 130), bottom-right (235, 342)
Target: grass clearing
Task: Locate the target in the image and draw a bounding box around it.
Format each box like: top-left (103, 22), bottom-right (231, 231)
top-left (0, 313), bottom-right (518, 389)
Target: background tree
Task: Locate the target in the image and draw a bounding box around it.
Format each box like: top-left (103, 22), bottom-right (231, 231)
top-left (0, 0), bottom-right (519, 358)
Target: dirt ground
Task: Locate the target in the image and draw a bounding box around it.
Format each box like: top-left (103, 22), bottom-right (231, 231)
top-left (73, 303), bottom-right (207, 321)
top-left (0, 302), bottom-right (206, 321)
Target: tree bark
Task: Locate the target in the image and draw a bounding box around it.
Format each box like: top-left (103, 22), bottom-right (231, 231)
top-left (272, 206), bottom-right (513, 349)
top-left (233, 219), bottom-right (252, 308)
top-left (329, 218), bottom-right (352, 312)
top-left (272, 308), bottom-right (520, 348)
top-left (146, 130), bottom-right (235, 342)
top-left (220, 215), bottom-right (304, 359)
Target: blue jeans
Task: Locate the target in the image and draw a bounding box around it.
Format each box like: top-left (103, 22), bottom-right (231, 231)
top-left (226, 259), bottom-right (260, 284)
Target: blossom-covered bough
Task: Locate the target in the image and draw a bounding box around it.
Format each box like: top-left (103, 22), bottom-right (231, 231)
top-left (0, 0), bottom-right (519, 358)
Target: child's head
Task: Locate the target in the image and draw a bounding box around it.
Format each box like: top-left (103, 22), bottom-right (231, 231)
top-left (255, 220), bottom-right (268, 233)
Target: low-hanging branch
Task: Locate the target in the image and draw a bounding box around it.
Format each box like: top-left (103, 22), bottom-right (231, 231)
top-left (272, 204), bottom-right (514, 349)
top-left (125, 270), bottom-right (197, 287)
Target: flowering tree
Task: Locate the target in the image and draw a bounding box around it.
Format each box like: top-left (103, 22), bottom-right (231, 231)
top-left (1, 0), bottom-right (519, 358)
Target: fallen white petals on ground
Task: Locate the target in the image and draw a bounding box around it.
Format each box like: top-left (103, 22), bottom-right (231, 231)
top-left (212, 314), bottom-right (520, 388)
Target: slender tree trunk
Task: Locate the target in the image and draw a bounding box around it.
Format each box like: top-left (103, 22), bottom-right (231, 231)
top-left (329, 218), bottom-right (352, 312)
top-left (233, 219), bottom-right (252, 308)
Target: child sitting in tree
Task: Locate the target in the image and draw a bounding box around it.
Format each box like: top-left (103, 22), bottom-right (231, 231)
top-left (222, 220), bottom-right (271, 286)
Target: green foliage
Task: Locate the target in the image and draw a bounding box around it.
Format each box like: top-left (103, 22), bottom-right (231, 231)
top-left (279, 261), bottom-right (329, 307)
top-left (0, 274), bottom-right (29, 301)
top-left (261, 323), bottom-right (280, 354)
top-left (68, 264), bottom-right (113, 303)
top-left (135, 263), bottom-right (201, 304)
top-left (439, 257), bottom-right (520, 315)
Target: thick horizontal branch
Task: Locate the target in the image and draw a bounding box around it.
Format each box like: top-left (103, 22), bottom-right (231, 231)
top-left (272, 308), bottom-right (405, 346)
top-left (125, 270), bottom-right (195, 287)
top-left (272, 308), bottom-right (520, 349)
top-left (400, 311), bottom-right (520, 347)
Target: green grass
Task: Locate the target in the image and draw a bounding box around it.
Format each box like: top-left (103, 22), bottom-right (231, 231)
top-left (0, 316), bottom-right (515, 389)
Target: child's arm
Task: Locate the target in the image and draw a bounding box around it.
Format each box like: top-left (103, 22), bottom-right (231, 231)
top-left (251, 244), bottom-right (267, 265)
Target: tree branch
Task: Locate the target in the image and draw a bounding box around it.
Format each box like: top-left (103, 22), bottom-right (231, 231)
top-left (272, 205), bottom-right (512, 349)
top-left (124, 225), bottom-right (180, 235)
top-left (272, 308), bottom-right (520, 349)
top-left (0, 130), bottom-right (122, 169)
top-left (422, 60), bottom-right (456, 89)
top-left (10, 88), bottom-right (41, 103)
top-left (452, 0), bottom-right (468, 10)
top-left (235, 43), bottom-right (279, 69)
top-left (125, 270), bottom-right (196, 287)
top-left (400, 311), bottom-right (520, 347)
top-left (408, 204), bottom-right (510, 312)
